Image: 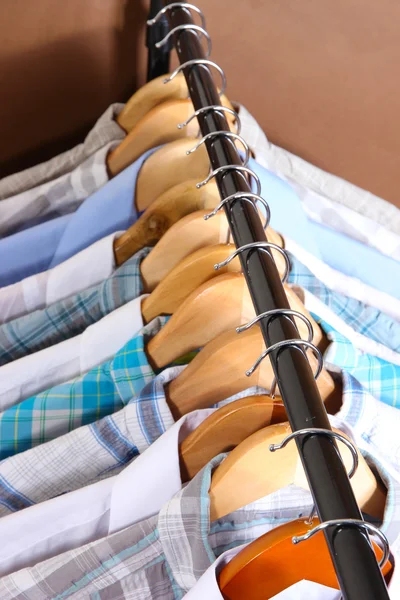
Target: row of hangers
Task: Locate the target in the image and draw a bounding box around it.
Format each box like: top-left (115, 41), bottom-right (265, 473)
top-left (75, 2), bottom-right (391, 595)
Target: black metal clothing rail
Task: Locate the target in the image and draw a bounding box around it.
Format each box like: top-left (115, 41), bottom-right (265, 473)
top-left (147, 0), bottom-right (170, 81)
top-left (154, 3), bottom-right (390, 599)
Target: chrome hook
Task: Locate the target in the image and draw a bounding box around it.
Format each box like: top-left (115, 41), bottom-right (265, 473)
top-left (164, 60), bottom-right (227, 96)
top-left (177, 106), bottom-right (241, 135)
top-left (155, 25), bottom-right (212, 57)
top-left (246, 339), bottom-right (323, 378)
top-left (187, 132), bottom-right (250, 166)
top-left (237, 309), bottom-right (313, 340)
top-left (293, 519), bottom-right (390, 569)
top-left (204, 192), bottom-right (270, 230)
top-left (270, 428), bottom-right (359, 479)
top-left (147, 3), bottom-right (206, 29)
top-left (197, 165), bottom-right (260, 192)
top-left (214, 241), bottom-right (290, 284)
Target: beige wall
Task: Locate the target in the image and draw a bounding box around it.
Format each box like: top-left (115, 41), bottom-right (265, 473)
top-left (1, 0), bottom-right (399, 208)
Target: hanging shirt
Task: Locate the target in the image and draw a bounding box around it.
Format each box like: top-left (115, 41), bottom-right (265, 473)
top-left (0, 232), bottom-right (122, 324)
top-left (0, 148), bottom-right (157, 287)
top-left (0, 295), bottom-right (147, 411)
top-left (0, 316), bottom-right (170, 460)
top-left (237, 103), bottom-right (400, 243)
top-left (0, 404), bottom-right (399, 600)
top-left (1, 376), bottom-right (399, 582)
top-left (0, 103), bottom-right (125, 200)
top-left (0, 142), bottom-right (119, 238)
top-left (0, 247), bottom-right (149, 366)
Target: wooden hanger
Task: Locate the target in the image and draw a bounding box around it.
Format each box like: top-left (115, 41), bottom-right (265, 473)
top-left (218, 516), bottom-right (391, 600)
top-left (141, 236), bottom-right (285, 319)
top-left (140, 211), bottom-right (284, 292)
top-left (164, 326), bottom-right (338, 420)
top-left (117, 72), bottom-right (189, 132)
top-left (209, 423), bottom-right (386, 522)
top-left (180, 396), bottom-right (287, 482)
top-left (146, 273), bottom-right (322, 369)
top-left (108, 97), bottom-right (235, 176)
top-left (113, 181), bottom-right (221, 267)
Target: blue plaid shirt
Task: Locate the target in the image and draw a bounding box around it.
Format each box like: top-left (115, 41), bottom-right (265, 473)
top-left (288, 253), bottom-right (400, 353)
top-left (0, 316), bottom-right (169, 461)
top-left (0, 247), bottom-right (150, 366)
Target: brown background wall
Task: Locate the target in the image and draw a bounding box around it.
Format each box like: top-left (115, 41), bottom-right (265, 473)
top-left (0, 0), bottom-right (399, 208)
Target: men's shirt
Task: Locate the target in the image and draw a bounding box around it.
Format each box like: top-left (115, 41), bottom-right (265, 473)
top-left (288, 253), bottom-right (400, 354)
top-left (237, 104), bottom-right (400, 240)
top-left (1, 387), bottom-right (399, 600)
top-left (0, 103), bottom-right (125, 200)
top-left (0, 247), bottom-right (149, 366)
top-left (0, 142), bottom-right (118, 239)
top-left (0, 148), bottom-right (156, 287)
top-left (0, 295), bottom-right (147, 411)
top-left (0, 316), bottom-right (168, 460)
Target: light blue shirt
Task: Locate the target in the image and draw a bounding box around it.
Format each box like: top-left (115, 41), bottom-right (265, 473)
top-left (0, 149), bottom-right (157, 287)
top-left (248, 158), bottom-right (400, 299)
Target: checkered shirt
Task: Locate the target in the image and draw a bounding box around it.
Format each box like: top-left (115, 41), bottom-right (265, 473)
top-left (288, 253), bottom-right (400, 353)
top-left (0, 247), bottom-right (150, 366)
top-left (0, 103), bottom-right (125, 200)
top-left (0, 315), bottom-right (168, 462)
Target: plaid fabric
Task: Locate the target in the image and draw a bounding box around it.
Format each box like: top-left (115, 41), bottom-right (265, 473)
top-left (0, 103), bottom-right (125, 201)
top-left (0, 247), bottom-right (150, 366)
top-left (1, 411), bottom-right (399, 600)
top-left (317, 316), bottom-right (400, 409)
top-left (0, 316), bottom-right (169, 461)
top-left (288, 253), bottom-right (400, 353)
top-left (0, 143), bottom-right (120, 239)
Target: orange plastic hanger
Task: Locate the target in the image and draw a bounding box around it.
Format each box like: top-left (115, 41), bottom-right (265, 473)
top-left (141, 238), bottom-right (285, 321)
top-left (219, 516), bottom-right (392, 599)
top-left (116, 72), bottom-right (190, 132)
top-left (113, 181), bottom-right (221, 266)
top-left (108, 97), bottom-right (236, 176)
top-left (179, 396), bottom-right (287, 482)
top-left (208, 423), bottom-right (386, 521)
top-left (163, 327), bottom-right (339, 420)
top-left (146, 273), bottom-right (322, 370)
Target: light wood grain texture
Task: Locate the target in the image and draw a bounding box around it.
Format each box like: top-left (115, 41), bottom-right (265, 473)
top-left (109, 96), bottom-right (235, 175)
top-left (146, 273), bottom-right (322, 369)
top-left (165, 327), bottom-right (337, 419)
top-left (140, 211), bottom-right (284, 292)
top-left (209, 423), bottom-right (386, 521)
top-left (219, 517), bottom-right (391, 599)
top-left (180, 396), bottom-right (287, 482)
top-left (117, 72), bottom-right (189, 132)
top-left (113, 180), bottom-right (220, 266)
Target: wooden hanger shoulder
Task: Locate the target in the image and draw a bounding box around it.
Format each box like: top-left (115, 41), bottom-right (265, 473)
top-left (116, 72), bottom-right (189, 132)
top-left (113, 181), bottom-right (220, 267)
top-left (179, 396), bottom-right (287, 482)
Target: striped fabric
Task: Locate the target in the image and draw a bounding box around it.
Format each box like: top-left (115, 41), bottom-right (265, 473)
top-left (0, 247), bottom-right (149, 366)
top-left (0, 316), bottom-right (168, 461)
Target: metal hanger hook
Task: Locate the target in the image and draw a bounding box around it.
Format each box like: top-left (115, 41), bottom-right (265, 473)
top-left (237, 309), bottom-right (313, 341)
top-left (187, 132), bottom-right (250, 166)
top-left (270, 428), bottom-right (359, 479)
top-left (177, 106), bottom-right (241, 135)
top-left (292, 519), bottom-right (390, 569)
top-left (164, 60), bottom-right (227, 96)
top-left (214, 241), bottom-right (290, 284)
top-left (204, 193), bottom-right (271, 230)
top-left (147, 3), bottom-right (206, 29)
top-left (246, 339), bottom-right (323, 379)
top-left (197, 165), bottom-right (260, 192)
top-left (155, 25), bottom-right (212, 57)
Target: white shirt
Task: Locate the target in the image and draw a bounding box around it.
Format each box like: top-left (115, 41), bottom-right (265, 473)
top-left (1, 372), bottom-right (399, 599)
top-left (0, 231), bottom-right (122, 324)
top-left (236, 103), bottom-right (400, 245)
top-left (0, 295), bottom-right (146, 410)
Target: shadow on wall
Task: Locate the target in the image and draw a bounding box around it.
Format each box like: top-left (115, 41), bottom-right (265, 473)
top-left (0, 0), bottom-right (148, 178)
